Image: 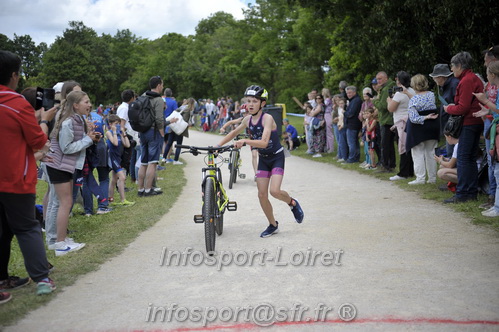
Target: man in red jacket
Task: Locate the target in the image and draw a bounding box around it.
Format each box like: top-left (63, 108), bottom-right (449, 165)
top-left (0, 50), bottom-right (56, 298)
top-left (444, 51), bottom-right (484, 203)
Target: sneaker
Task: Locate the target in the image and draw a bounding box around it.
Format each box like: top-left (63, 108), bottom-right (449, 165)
top-left (408, 179), bottom-right (425, 185)
top-left (138, 190), bottom-right (145, 197)
top-left (119, 200), bottom-right (135, 206)
top-left (152, 187), bottom-right (162, 192)
top-left (359, 162), bottom-right (367, 168)
top-left (260, 222), bottom-right (279, 238)
top-left (312, 154), bottom-right (323, 158)
top-left (173, 160), bottom-right (184, 165)
top-left (36, 278), bottom-right (56, 295)
top-left (290, 198), bottom-right (304, 223)
top-left (160, 158), bottom-right (166, 165)
top-left (389, 175), bottom-right (407, 181)
top-left (0, 292), bottom-right (12, 304)
top-left (479, 195), bottom-right (495, 209)
top-left (482, 208), bottom-right (499, 217)
top-left (165, 159), bottom-right (174, 164)
top-left (0, 276), bottom-right (31, 291)
top-left (443, 195), bottom-right (477, 204)
top-left (157, 165), bottom-right (166, 171)
top-left (367, 166), bottom-right (377, 170)
top-left (85, 213), bottom-right (92, 217)
top-left (108, 197), bottom-right (114, 203)
top-left (53, 240), bottom-right (85, 257)
top-left (96, 207), bottom-right (112, 214)
top-left (144, 190), bottom-right (163, 197)
top-left (337, 158), bottom-right (345, 163)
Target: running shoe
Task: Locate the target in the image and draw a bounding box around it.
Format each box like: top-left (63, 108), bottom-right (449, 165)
top-left (290, 198), bottom-right (304, 223)
top-left (260, 222), bottom-right (279, 238)
top-left (36, 278), bottom-right (56, 295)
top-left (0, 276), bottom-right (30, 291)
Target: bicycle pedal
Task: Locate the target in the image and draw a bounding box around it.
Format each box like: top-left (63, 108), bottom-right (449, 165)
top-left (227, 201), bottom-right (237, 211)
top-left (193, 215), bottom-right (204, 223)
top-left (239, 173), bottom-right (246, 179)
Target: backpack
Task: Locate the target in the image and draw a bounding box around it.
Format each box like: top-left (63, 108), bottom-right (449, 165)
top-left (128, 95), bottom-right (155, 133)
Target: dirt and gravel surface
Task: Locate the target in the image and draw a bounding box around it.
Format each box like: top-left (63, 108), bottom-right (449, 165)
top-left (6, 130), bottom-right (499, 332)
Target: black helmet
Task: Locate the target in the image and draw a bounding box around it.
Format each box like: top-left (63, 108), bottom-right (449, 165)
top-left (244, 85), bottom-right (268, 101)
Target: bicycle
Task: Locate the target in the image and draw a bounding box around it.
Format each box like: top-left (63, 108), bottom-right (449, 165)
top-left (227, 134), bottom-right (248, 189)
top-left (176, 144), bottom-right (237, 254)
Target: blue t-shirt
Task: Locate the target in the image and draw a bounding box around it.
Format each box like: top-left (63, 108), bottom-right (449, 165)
top-left (89, 111), bottom-right (104, 134)
top-left (164, 97), bottom-right (178, 133)
top-left (285, 124), bottom-right (298, 139)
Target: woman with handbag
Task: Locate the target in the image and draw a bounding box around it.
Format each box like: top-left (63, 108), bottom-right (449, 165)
top-left (443, 51), bottom-right (484, 203)
top-left (163, 98), bottom-right (194, 165)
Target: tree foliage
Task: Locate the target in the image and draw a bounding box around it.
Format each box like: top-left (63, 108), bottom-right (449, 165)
top-left (0, 0), bottom-right (497, 111)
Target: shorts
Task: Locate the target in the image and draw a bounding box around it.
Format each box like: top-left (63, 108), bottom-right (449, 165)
top-left (109, 155), bottom-right (123, 173)
top-left (139, 128), bottom-right (163, 165)
top-left (46, 166), bottom-right (73, 184)
top-left (256, 151), bottom-right (285, 178)
top-left (368, 140), bottom-right (376, 150)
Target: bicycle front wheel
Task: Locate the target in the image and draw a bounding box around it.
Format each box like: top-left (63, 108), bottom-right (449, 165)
top-left (203, 177), bottom-right (216, 253)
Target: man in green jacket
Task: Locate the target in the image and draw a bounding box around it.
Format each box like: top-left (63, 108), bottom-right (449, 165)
top-left (373, 71), bottom-right (396, 172)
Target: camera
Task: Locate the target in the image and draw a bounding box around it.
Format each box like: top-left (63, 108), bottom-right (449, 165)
top-left (35, 87), bottom-right (58, 111)
top-left (388, 86), bottom-right (403, 98)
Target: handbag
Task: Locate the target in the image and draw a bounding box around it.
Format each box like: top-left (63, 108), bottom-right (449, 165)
top-left (166, 109), bottom-right (189, 135)
top-left (443, 115), bottom-right (463, 138)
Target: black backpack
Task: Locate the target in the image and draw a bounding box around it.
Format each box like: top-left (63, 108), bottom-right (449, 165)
top-left (128, 95), bottom-right (155, 133)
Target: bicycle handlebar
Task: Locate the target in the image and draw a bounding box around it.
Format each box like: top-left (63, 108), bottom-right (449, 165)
top-left (176, 144), bottom-right (234, 154)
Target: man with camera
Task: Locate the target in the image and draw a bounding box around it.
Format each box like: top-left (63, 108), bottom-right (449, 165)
top-left (0, 50), bottom-right (56, 298)
top-left (373, 71), bottom-right (397, 172)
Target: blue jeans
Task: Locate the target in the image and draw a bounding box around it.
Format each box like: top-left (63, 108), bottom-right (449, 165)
top-left (456, 124), bottom-right (482, 199)
top-left (337, 127), bottom-right (348, 160)
top-left (346, 128), bottom-right (360, 162)
top-left (484, 118), bottom-right (496, 196)
top-left (333, 124), bottom-right (340, 156)
top-left (363, 139), bottom-right (370, 165)
top-left (82, 166), bottom-right (109, 214)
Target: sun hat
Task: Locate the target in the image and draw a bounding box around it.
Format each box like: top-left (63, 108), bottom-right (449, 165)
top-left (429, 64), bottom-right (453, 77)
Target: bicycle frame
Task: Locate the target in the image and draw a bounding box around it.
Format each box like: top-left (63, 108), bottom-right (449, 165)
top-left (201, 152), bottom-right (229, 214)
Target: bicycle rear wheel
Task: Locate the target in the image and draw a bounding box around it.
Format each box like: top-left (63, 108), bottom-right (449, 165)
top-left (228, 150), bottom-right (237, 189)
top-left (203, 177), bottom-right (216, 253)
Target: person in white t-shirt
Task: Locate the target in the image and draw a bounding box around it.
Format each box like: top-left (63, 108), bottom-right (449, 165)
top-left (205, 99), bottom-right (216, 128)
top-left (116, 89), bottom-right (139, 181)
top-left (387, 71), bottom-right (416, 181)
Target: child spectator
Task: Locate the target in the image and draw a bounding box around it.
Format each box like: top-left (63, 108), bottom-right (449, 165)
top-left (365, 107), bottom-right (378, 169)
top-left (106, 114), bottom-right (135, 206)
top-left (283, 118), bottom-right (301, 150)
top-left (434, 134), bottom-right (458, 192)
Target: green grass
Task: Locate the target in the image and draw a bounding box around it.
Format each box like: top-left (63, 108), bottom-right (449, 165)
top-left (286, 114), bottom-right (499, 231)
top-left (0, 164), bottom-right (186, 328)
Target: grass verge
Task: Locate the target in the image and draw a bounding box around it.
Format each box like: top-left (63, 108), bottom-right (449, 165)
top-left (0, 163), bottom-right (185, 327)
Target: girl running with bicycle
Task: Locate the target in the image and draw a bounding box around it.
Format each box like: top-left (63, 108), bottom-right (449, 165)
top-left (217, 85), bottom-right (304, 237)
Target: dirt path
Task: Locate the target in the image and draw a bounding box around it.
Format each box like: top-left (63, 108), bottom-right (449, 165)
top-left (7, 130), bottom-right (499, 332)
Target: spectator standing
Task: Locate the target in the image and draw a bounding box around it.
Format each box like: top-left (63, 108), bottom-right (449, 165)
top-left (163, 98), bottom-right (194, 165)
top-left (405, 74), bottom-right (440, 185)
top-left (444, 52), bottom-right (484, 203)
top-left (429, 64), bottom-right (460, 157)
top-left (205, 99), bottom-right (216, 128)
top-left (344, 86), bottom-right (362, 163)
top-left (387, 71), bottom-right (415, 181)
top-left (309, 94), bottom-right (327, 157)
top-left (137, 76), bottom-right (165, 197)
top-left (336, 98), bottom-right (348, 162)
top-left (373, 71), bottom-right (396, 172)
top-left (322, 88), bottom-right (334, 153)
top-left (471, 47), bottom-right (499, 209)
top-left (0, 50), bottom-right (56, 296)
top-left (45, 90), bottom-right (100, 254)
top-left (116, 89), bottom-right (138, 181)
top-left (474, 61), bottom-right (499, 216)
top-left (162, 88), bottom-right (178, 163)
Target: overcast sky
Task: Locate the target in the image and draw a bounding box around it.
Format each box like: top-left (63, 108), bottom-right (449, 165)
top-left (0, 0), bottom-right (253, 46)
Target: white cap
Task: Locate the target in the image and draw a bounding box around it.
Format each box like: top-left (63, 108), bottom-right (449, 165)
top-left (52, 82), bottom-right (64, 93)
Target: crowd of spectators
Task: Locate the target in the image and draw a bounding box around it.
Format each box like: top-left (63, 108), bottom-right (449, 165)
top-left (1, 45), bottom-right (498, 304)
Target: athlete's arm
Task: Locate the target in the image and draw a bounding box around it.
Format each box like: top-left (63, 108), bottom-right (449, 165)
top-left (217, 116), bottom-right (248, 146)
